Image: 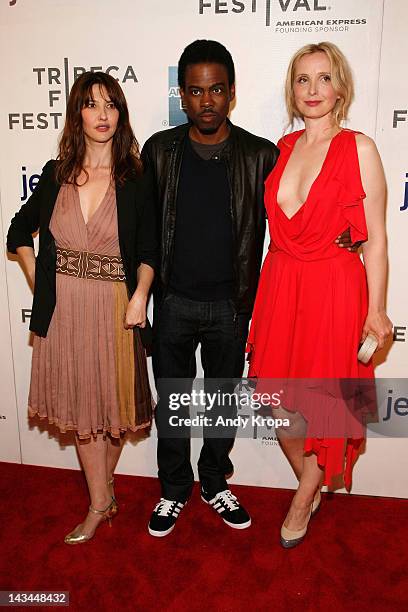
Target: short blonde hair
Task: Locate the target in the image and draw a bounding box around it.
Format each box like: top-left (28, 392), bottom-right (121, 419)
top-left (285, 42), bottom-right (354, 127)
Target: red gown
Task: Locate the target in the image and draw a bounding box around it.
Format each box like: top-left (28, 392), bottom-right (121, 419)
top-left (247, 129), bottom-right (374, 490)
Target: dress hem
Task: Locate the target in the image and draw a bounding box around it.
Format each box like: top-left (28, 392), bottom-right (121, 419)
top-left (28, 406), bottom-right (151, 439)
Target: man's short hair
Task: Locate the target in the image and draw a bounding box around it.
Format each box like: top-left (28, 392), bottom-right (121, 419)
top-left (178, 40), bottom-right (235, 89)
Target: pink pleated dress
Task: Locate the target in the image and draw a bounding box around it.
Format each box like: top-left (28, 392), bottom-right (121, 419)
top-left (28, 183), bottom-right (152, 439)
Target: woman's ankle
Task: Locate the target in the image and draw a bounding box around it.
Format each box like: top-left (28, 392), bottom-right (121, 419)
top-left (90, 494), bottom-right (112, 511)
top-left (292, 491), bottom-right (314, 509)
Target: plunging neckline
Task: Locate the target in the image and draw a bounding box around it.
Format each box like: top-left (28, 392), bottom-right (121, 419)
top-left (276, 129), bottom-right (342, 221)
top-left (75, 182), bottom-right (112, 227)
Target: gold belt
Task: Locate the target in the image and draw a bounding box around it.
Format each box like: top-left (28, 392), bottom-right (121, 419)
top-left (56, 247), bottom-right (126, 282)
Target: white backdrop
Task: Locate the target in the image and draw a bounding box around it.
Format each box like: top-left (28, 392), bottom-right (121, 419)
top-left (0, 0), bottom-right (406, 498)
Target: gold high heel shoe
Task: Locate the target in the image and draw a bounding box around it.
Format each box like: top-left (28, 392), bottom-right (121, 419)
top-left (108, 477), bottom-right (118, 513)
top-left (280, 505), bottom-right (312, 549)
top-left (64, 499), bottom-right (117, 545)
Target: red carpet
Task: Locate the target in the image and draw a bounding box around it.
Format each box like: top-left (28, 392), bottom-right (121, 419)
top-left (0, 462), bottom-right (407, 611)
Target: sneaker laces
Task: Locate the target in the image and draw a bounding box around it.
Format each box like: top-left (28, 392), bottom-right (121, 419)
top-left (213, 490), bottom-right (240, 511)
top-left (154, 498), bottom-right (180, 517)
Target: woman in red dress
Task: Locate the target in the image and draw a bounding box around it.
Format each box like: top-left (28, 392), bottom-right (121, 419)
top-left (247, 42), bottom-right (392, 547)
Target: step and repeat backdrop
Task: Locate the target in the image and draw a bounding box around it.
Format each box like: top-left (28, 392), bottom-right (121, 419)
top-left (0, 0), bottom-right (407, 497)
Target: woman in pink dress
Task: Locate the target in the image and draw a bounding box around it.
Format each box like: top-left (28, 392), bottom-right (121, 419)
top-left (7, 72), bottom-right (157, 544)
top-left (247, 43), bottom-right (392, 547)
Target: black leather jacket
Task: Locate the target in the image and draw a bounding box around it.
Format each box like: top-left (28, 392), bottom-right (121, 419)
top-left (142, 120), bottom-right (279, 313)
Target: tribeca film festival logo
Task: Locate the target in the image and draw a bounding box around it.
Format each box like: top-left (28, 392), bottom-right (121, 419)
top-left (198, 0), bottom-right (367, 32)
top-left (8, 61), bottom-right (138, 131)
top-left (393, 109), bottom-right (408, 130)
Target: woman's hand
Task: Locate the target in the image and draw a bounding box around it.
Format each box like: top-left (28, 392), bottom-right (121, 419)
top-left (124, 293), bottom-right (147, 330)
top-left (361, 310), bottom-right (393, 350)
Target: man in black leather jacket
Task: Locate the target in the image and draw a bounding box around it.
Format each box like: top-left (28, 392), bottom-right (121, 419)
top-left (143, 40), bottom-right (279, 537)
top-left (143, 121), bottom-right (278, 314)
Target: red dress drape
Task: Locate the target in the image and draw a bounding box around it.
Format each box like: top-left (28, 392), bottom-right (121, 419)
top-left (247, 129), bottom-right (374, 490)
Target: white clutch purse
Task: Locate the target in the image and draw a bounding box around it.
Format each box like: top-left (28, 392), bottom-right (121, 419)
top-left (357, 333), bottom-right (378, 363)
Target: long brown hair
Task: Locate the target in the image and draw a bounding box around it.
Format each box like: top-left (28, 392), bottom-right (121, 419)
top-left (56, 71), bottom-right (142, 185)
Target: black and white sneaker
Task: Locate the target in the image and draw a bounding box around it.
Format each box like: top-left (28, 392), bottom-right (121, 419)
top-left (148, 498), bottom-right (186, 537)
top-left (201, 489), bottom-right (251, 529)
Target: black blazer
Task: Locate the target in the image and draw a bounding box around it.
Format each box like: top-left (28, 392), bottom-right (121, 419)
top-left (7, 160), bottom-right (157, 346)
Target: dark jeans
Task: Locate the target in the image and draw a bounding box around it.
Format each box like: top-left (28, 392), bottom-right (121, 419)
top-left (152, 293), bottom-right (250, 502)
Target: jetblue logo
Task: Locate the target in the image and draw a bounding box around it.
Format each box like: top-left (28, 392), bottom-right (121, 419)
top-left (20, 166), bottom-right (41, 202)
top-left (401, 174), bottom-right (408, 212)
top-left (366, 380), bottom-right (408, 438)
top-left (383, 389), bottom-right (408, 422)
top-left (168, 66), bottom-right (185, 127)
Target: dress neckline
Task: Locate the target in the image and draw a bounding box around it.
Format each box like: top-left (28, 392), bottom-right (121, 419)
top-left (276, 129), bottom-right (343, 221)
top-left (75, 181), bottom-right (113, 227)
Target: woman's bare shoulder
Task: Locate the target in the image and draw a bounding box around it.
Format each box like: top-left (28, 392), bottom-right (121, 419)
top-left (354, 132), bottom-right (378, 156)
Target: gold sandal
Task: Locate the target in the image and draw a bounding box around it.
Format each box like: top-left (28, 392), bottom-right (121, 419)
top-left (108, 477), bottom-right (118, 512)
top-left (64, 499), bottom-right (117, 545)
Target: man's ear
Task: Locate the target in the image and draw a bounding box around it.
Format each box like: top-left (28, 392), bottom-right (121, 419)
top-left (180, 88), bottom-right (186, 109)
top-left (229, 83), bottom-right (236, 103)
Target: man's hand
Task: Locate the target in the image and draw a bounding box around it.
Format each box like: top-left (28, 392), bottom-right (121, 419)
top-left (335, 227), bottom-right (363, 252)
